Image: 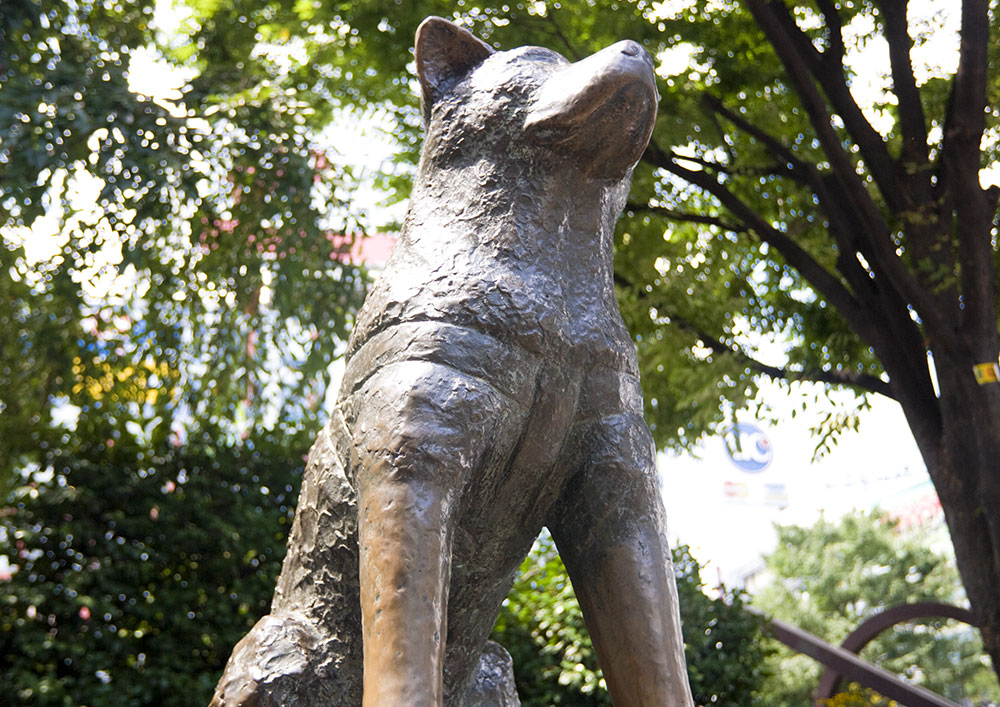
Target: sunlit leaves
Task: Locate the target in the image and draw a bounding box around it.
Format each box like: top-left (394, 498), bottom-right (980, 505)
top-left (0, 240), bottom-right (85, 488)
top-left (1, 0), bottom-right (371, 483)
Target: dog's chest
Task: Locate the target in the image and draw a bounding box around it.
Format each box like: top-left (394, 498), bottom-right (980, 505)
top-left (356, 236), bottom-right (634, 368)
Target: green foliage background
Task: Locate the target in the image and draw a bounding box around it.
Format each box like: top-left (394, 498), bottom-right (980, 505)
top-left (2, 434), bottom-right (770, 706)
top-left (0, 430), bottom-right (304, 706)
top-left (1, 0), bottom-right (371, 492)
top-left (6, 0), bottom-right (960, 486)
top-left (492, 535), bottom-right (772, 706)
top-left (755, 511), bottom-right (1000, 706)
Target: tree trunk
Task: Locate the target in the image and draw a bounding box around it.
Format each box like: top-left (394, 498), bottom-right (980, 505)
top-left (899, 353), bottom-right (1000, 676)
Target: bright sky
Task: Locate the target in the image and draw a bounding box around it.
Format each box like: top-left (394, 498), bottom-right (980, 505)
top-left (660, 382), bottom-right (933, 587)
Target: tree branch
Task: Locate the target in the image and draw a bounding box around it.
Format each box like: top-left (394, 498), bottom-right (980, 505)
top-left (941, 0), bottom-right (994, 354)
top-left (738, 0), bottom-right (964, 358)
top-left (875, 3), bottom-right (953, 337)
top-left (707, 10), bottom-right (889, 260)
top-left (669, 147), bottom-right (795, 180)
top-left (667, 150), bottom-right (731, 173)
top-left (879, 0), bottom-right (930, 166)
top-left (701, 94), bottom-right (816, 187)
top-left (618, 272), bottom-right (896, 399)
top-left (692, 321), bottom-right (896, 399)
top-left (642, 143), bottom-right (877, 344)
top-left (941, 0), bottom-right (989, 165)
top-left (699, 94), bottom-right (889, 310)
top-left (625, 202), bottom-right (746, 233)
top-left (705, 104), bottom-right (739, 165)
top-left (744, 0), bottom-right (902, 209)
top-left (813, 0), bottom-right (845, 63)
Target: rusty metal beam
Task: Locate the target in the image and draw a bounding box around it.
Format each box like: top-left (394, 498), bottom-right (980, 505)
top-left (763, 614), bottom-right (961, 707)
top-left (815, 602), bottom-right (977, 702)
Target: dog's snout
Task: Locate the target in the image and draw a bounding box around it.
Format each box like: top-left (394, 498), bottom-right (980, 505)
top-left (618, 40), bottom-right (653, 68)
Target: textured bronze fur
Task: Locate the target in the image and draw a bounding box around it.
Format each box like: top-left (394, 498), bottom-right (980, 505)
top-left (212, 17), bottom-right (693, 706)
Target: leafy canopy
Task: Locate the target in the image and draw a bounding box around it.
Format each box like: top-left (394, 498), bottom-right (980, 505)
top-left (9, 0), bottom-right (995, 476)
top-left (1, 0), bottom-right (370, 488)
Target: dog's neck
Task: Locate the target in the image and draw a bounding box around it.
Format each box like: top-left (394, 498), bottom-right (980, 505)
top-left (403, 153), bottom-right (632, 283)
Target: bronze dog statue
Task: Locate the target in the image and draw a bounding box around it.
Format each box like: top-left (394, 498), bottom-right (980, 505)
top-left (213, 17), bottom-right (693, 706)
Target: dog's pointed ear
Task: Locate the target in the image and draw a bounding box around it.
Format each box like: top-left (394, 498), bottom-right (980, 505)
top-left (415, 17), bottom-right (493, 116)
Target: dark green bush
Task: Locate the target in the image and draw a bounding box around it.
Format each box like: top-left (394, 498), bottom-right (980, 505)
top-left (1, 432), bottom-right (303, 706)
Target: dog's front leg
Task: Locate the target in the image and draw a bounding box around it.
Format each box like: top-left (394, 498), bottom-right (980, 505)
top-left (350, 360), bottom-right (511, 706)
top-left (358, 464), bottom-right (453, 706)
top-left (549, 410), bottom-right (694, 707)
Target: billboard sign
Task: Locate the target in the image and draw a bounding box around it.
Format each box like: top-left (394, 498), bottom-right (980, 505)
top-left (724, 422), bottom-right (773, 473)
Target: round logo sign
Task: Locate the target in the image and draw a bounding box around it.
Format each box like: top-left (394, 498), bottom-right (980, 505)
top-left (723, 423), bottom-right (773, 473)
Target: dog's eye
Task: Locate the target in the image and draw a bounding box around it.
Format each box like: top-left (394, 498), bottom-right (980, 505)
top-left (512, 47), bottom-right (567, 66)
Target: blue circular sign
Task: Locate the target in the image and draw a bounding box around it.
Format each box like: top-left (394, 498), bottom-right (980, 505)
top-left (724, 423), bottom-right (773, 473)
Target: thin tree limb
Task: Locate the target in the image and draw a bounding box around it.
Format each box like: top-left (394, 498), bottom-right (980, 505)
top-left (666, 150), bottom-right (731, 173)
top-left (617, 271), bottom-right (895, 398)
top-left (738, 0), bottom-right (964, 358)
top-left (705, 105), bottom-right (739, 166)
top-left (813, 0), bottom-right (845, 63)
top-left (669, 148), bottom-right (795, 180)
top-left (642, 144), bottom-right (877, 343)
top-left (699, 95), bottom-right (880, 279)
top-left (745, 0), bottom-right (902, 208)
top-left (723, 3), bottom-right (894, 227)
top-left (625, 202), bottom-right (746, 232)
top-left (879, 0), bottom-right (930, 167)
top-left (701, 94), bottom-right (810, 176)
top-left (699, 95), bottom-right (888, 309)
top-left (687, 318), bottom-right (896, 399)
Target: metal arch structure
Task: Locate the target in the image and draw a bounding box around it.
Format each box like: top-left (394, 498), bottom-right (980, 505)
top-left (764, 614), bottom-right (959, 707)
top-left (814, 601), bottom-right (978, 705)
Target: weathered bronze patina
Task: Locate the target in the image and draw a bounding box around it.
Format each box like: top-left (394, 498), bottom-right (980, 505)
top-left (212, 17), bottom-right (693, 706)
